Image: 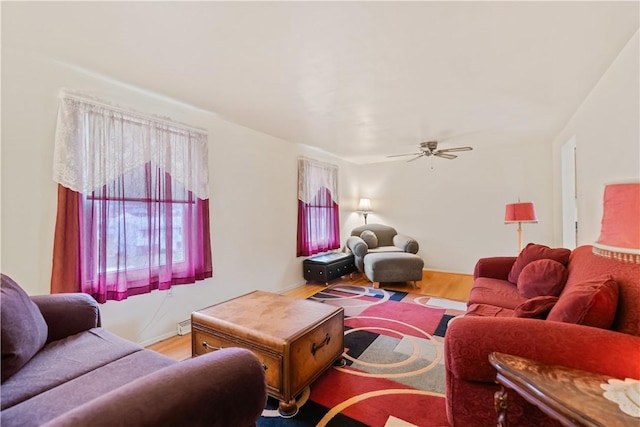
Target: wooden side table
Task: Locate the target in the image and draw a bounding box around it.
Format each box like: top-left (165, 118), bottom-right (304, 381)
top-left (489, 352), bottom-right (637, 427)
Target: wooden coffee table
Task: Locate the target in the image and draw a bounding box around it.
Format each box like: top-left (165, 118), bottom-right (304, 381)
top-left (191, 291), bottom-right (344, 417)
top-left (489, 352), bottom-right (637, 427)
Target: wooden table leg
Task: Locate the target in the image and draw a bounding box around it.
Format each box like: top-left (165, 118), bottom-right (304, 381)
top-left (278, 399), bottom-right (298, 418)
top-left (494, 386), bottom-right (509, 427)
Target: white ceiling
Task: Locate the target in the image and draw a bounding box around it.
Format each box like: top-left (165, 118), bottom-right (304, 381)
top-left (2, 1), bottom-right (639, 164)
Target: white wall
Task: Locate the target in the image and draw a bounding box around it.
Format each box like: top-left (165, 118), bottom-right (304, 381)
top-left (0, 50), bottom-right (358, 345)
top-left (356, 140), bottom-right (554, 273)
top-left (552, 31), bottom-right (640, 247)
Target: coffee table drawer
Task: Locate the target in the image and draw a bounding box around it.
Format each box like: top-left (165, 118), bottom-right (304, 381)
top-left (193, 330), bottom-right (283, 392)
top-left (289, 309), bottom-right (343, 394)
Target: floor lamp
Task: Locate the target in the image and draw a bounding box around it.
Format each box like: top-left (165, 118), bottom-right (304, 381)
top-left (504, 202), bottom-right (538, 253)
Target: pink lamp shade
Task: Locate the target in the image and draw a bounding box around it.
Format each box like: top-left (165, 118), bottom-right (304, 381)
top-left (593, 182), bottom-right (640, 263)
top-left (504, 202), bottom-right (538, 223)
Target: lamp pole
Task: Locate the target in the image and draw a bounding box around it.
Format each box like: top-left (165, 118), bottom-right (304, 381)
top-left (517, 221), bottom-right (523, 252)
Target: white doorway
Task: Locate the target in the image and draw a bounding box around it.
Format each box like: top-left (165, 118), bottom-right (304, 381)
top-left (561, 136), bottom-right (577, 248)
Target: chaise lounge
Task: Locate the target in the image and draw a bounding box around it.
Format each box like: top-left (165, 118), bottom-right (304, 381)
top-left (0, 274), bottom-right (267, 427)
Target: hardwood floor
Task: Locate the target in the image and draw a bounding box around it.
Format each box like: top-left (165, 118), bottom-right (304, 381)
top-left (284, 270), bottom-right (473, 301)
top-left (147, 333), bottom-right (192, 361)
top-left (146, 270), bottom-right (473, 361)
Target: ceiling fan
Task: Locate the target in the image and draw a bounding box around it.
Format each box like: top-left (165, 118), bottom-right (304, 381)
top-left (388, 141), bottom-right (473, 162)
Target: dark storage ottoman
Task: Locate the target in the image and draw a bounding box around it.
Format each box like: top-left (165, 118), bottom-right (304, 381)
top-left (303, 253), bottom-right (356, 285)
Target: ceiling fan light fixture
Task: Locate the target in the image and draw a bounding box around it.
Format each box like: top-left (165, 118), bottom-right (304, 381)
top-left (388, 140), bottom-right (473, 162)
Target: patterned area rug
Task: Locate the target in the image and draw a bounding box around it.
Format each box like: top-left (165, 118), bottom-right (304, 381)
top-left (258, 284), bottom-right (467, 427)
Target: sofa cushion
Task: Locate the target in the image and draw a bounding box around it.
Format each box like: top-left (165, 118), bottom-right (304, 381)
top-left (1, 274), bottom-right (48, 383)
top-left (1, 328), bottom-right (142, 410)
top-left (360, 230), bottom-right (379, 249)
top-left (513, 296), bottom-right (559, 319)
top-left (547, 274), bottom-right (619, 329)
top-left (465, 303), bottom-right (513, 317)
top-left (0, 350), bottom-right (174, 426)
top-left (508, 243), bottom-right (571, 284)
top-left (517, 259), bottom-right (568, 298)
top-left (468, 277), bottom-right (527, 310)
top-left (565, 246), bottom-right (640, 335)
top-left (368, 246), bottom-right (403, 254)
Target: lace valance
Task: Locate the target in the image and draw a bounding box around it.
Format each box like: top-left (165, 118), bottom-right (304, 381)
top-left (298, 157), bottom-right (339, 204)
top-left (53, 91), bottom-right (210, 199)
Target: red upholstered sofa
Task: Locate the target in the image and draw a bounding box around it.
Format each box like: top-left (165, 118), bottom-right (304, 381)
top-left (444, 245), bottom-right (640, 427)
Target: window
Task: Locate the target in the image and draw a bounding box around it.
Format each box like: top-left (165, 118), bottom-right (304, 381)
top-left (51, 91), bottom-right (212, 302)
top-left (297, 157), bottom-right (340, 256)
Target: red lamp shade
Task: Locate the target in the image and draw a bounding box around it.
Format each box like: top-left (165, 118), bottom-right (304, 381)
top-left (504, 202), bottom-right (538, 223)
top-left (504, 201), bottom-right (538, 252)
top-left (593, 182), bottom-right (640, 263)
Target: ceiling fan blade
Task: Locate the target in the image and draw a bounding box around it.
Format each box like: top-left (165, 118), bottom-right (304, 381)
top-left (437, 146), bottom-right (473, 153)
top-left (435, 152), bottom-right (457, 159)
top-left (387, 152), bottom-right (423, 158)
top-left (407, 154), bottom-right (424, 162)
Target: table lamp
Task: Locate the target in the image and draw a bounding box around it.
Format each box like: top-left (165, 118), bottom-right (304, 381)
top-left (594, 182), bottom-right (640, 417)
top-left (592, 182), bottom-right (640, 263)
top-left (505, 201), bottom-right (538, 252)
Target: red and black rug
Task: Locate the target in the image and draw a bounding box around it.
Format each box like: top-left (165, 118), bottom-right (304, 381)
top-left (258, 284), bottom-right (466, 427)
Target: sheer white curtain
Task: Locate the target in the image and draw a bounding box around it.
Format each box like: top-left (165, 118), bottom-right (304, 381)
top-left (51, 91), bottom-right (212, 302)
top-left (297, 157), bottom-right (340, 256)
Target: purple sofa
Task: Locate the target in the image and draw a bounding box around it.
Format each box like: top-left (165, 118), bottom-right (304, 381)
top-left (1, 274), bottom-right (267, 427)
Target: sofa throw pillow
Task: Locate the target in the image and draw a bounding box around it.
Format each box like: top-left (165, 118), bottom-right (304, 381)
top-left (513, 295), bottom-right (559, 319)
top-left (546, 274), bottom-right (619, 329)
top-left (1, 274), bottom-right (49, 382)
top-left (360, 230), bottom-right (378, 249)
top-left (517, 259), bottom-right (568, 298)
top-left (508, 243), bottom-right (571, 284)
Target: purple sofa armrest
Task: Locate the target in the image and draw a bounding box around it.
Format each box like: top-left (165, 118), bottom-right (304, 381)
top-left (42, 347), bottom-right (267, 427)
top-left (31, 294), bottom-right (100, 344)
top-left (473, 257), bottom-right (517, 280)
top-left (445, 316), bottom-right (640, 384)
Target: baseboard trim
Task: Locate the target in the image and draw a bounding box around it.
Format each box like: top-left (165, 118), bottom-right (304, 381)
top-left (278, 280), bottom-right (308, 294)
